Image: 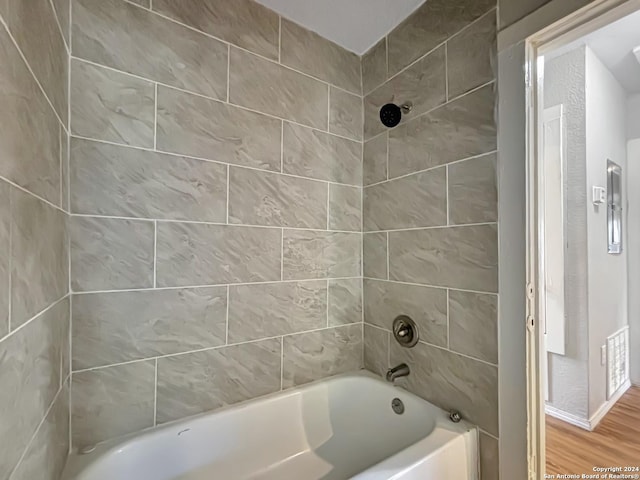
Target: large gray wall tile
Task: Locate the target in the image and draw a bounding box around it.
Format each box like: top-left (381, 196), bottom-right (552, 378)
top-left (448, 153), bottom-right (497, 224)
top-left (156, 223), bottom-right (281, 287)
top-left (363, 134), bottom-right (388, 186)
top-left (70, 59), bottom-right (155, 147)
top-left (362, 39), bottom-right (387, 95)
top-left (70, 216), bottom-right (154, 292)
top-left (229, 167), bottom-right (327, 229)
top-left (283, 230), bottom-right (361, 280)
top-left (364, 324), bottom-right (389, 377)
top-left (449, 290), bottom-right (498, 364)
top-left (391, 341), bottom-right (498, 435)
top-left (328, 278), bottom-right (362, 326)
top-left (364, 168), bottom-right (446, 231)
top-left (70, 138), bottom-right (227, 222)
top-left (229, 47), bottom-right (328, 129)
top-left (157, 86), bottom-right (282, 171)
top-left (228, 282), bottom-right (327, 343)
top-left (72, 287), bottom-right (227, 369)
top-left (280, 19), bottom-right (361, 94)
top-left (0, 299), bottom-right (68, 478)
top-left (389, 84), bottom-right (496, 178)
top-left (71, 361), bottom-right (155, 448)
top-left (52, 0), bottom-right (70, 45)
top-left (387, 0), bottom-right (495, 75)
top-left (153, 0), bottom-right (279, 60)
top-left (0, 0), bottom-right (68, 124)
top-left (329, 184), bottom-right (361, 232)
top-left (389, 225), bottom-right (498, 292)
top-left (363, 279), bottom-right (447, 347)
top-left (446, 11), bottom-right (496, 99)
top-left (364, 45), bottom-right (446, 139)
top-left (282, 324), bottom-right (363, 388)
top-left (60, 130), bottom-right (69, 211)
top-left (363, 232), bottom-right (387, 279)
top-left (0, 182), bottom-right (9, 337)
top-left (283, 123), bottom-right (362, 185)
top-left (72, 0), bottom-right (227, 99)
top-left (0, 26), bottom-right (60, 204)
top-left (156, 339), bottom-right (281, 423)
top-left (480, 432), bottom-right (500, 480)
top-left (11, 188), bottom-right (68, 328)
top-left (329, 87), bottom-right (363, 141)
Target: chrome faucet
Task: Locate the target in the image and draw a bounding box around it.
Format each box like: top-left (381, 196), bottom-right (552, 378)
top-left (386, 363), bottom-right (410, 382)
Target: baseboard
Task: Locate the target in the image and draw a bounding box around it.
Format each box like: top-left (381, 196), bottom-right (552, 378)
top-left (589, 379), bottom-right (631, 429)
top-left (545, 405), bottom-right (591, 430)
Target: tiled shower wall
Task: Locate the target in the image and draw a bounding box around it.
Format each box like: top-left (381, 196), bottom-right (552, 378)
top-left (0, 0), bottom-right (71, 479)
top-left (68, 0), bottom-right (364, 449)
top-left (360, 2), bottom-right (500, 479)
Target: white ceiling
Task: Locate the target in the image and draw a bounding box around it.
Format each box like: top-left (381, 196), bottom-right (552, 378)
top-left (255, 0), bottom-right (427, 55)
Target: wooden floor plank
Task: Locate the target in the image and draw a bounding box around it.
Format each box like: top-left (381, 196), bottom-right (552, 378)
top-left (546, 387), bottom-right (640, 475)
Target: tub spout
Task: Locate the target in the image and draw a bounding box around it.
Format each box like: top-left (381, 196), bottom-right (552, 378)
top-left (386, 363), bottom-right (410, 382)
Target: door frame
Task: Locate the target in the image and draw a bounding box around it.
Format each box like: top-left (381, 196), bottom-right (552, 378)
top-left (525, 1), bottom-right (640, 477)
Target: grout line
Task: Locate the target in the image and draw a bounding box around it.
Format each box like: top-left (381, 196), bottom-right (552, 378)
top-left (153, 359), bottom-right (158, 426)
top-left (446, 165), bottom-right (450, 226)
top-left (280, 229), bottom-right (284, 281)
top-left (326, 279), bottom-right (330, 328)
top-left (153, 221), bottom-right (157, 288)
top-left (72, 322), bottom-right (365, 374)
top-left (365, 221), bottom-right (497, 235)
top-left (280, 336), bottom-right (284, 390)
top-left (385, 231), bottom-right (390, 280)
top-left (385, 36), bottom-right (389, 82)
top-left (446, 289), bottom-right (450, 349)
top-left (225, 286), bottom-right (229, 344)
top-left (326, 84), bottom-right (331, 132)
top-left (69, 57), bottom-right (362, 144)
top-left (153, 83), bottom-right (158, 149)
top-left (385, 131), bottom-right (389, 181)
top-left (48, 0), bottom-right (70, 53)
top-left (280, 120), bottom-right (284, 173)
top-left (226, 164), bottom-right (230, 224)
top-left (69, 131), bottom-right (362, 188)
top-left (0, 176), bottom-right (66, 216)
top-left (363, 277), bottom-right (498, 296)
top-left (479, 429), bottom-right (499, 440)
top-left (7, 189), bottom-right (11, 333)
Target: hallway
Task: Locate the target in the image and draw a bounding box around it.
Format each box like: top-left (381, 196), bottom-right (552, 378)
top-left (546, 387), bottom-right (640, 474)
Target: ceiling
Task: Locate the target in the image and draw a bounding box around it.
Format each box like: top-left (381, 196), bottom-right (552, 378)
top-left (549, 9), bottom-right (640, 93)
top-left (255, 0), bottom-right (427, 55)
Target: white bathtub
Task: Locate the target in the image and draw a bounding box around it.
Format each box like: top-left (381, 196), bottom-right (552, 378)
top-left (62, 372), bottom-right (478, 480)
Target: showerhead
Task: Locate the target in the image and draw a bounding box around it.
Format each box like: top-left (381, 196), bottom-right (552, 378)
top-left (379, 102), bottom-right (412, 128)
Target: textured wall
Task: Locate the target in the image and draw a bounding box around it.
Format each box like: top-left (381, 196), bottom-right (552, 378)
top-left (360, 3), bottom-right (499, 479)
top-left (68, 0), bottom-right (364, 450)
top-left (0, 0), bottom-right (71, 479)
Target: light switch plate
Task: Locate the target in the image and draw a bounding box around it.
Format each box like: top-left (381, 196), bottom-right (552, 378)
top-left (592, 186), bottom-right (606, 205)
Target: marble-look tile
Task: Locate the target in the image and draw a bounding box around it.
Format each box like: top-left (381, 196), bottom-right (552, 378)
top-left (60, 129), bottom-right (69, 211)
top-left (363, 232), bottom-right (387, 279)
top-left (389, 225), bottom-right (498, 292)
top-left (228, 282), bottom-right (327, 343)
top-left (283, 230), bottom-right (361, 280)
top-left (0, 26), bottom-right (60, 204)
top-left (364, 133), bottom-right (388, 186)
top-left (329, 184), bottom-right (361, 232)
top-left (364, 324), bottom-right (389, 377)
top-left (362, 38), bottom-right (387, 95)
top-left (153, 0), bottom-right (279, 60)
top-left (72, 0), bottom-right (228, 99)
top-left (72, 287), bottom-right (226, 370)
top-left (387, 0), bottom-right (495, 75)
top-left (447, 11), bottom-right (496, 99)
top-left (283, 324), bottom-right (363, 388)
top-left (448, 153), bottom-right (497, 224)
top-left (329, 87), bottom-right (363, 141)
top-left (364, 168), bottom-right (447, 231)
top-left (229, 167), bottom-right (327, 229)
top-left (364, 45), bottom-right (446, 139)
top-left (229, 48), bottom-right (328, 129)
top-left (363, 279), bottom-right (447, 347)
top-left (280, 19), bottom-right (361, 94)
top-left (11, 381), bottom-right (69, 480)
top-left (390, 341), bottom-right (498, 435)
top-left (283, 123), bottom-right (362, 185)
top-left (129, 0), bottom-right (149, 6)
top-left (70, 138), bottom-right (227, 222)
top-left (156, 223), bottom-right (281, 287)
top-left (70, 216), bottom-right (154, 292)
top-left (0, 182), bottom-right (9, 337)
top-left (72, 361), bottom-right (155, 448)
top-left (156, 339), bottom-right (281, 423)
top-left (156, 86), bottom-right (281, 171)
top-left (11, 188), bottom-right (68, 328)
top-left (0, 298), bottom-right (68, 479)
top-left (0, 0), bottom-right (68, 124)
top-left (70, 59), bottom-right (155, 147)
top-left (449, 290), bottom-right (498, 364)
top-left (52, 0), bottom-right (70, 46)
top-left (328, 278), bottom-right (362, 326)
top-left (480, 432), bottom-right (500, 480)
top-left (389, 83), bottom-right (496, 178)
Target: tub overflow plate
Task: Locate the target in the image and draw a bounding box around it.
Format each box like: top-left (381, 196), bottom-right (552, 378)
top-left (391, 398), bottom-right (405, 415)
